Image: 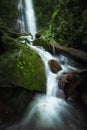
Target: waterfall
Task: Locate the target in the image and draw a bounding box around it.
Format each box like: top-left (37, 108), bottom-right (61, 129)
top-left (17, 0), bottom-right (25, 32)
top-left (7, 45), bottom-right (81, 130)
top-left (25, 0), bottom-right (37, 35)
top-left (6, 1), bottom-right (85, 130)
top-left (17, 0), bottom-right (37, 35)
top-left (28, 45), bottom-right (59, 97)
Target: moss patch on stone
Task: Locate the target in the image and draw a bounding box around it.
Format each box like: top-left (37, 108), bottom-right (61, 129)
top-left (0, 39), bottom-right (46, 92)
top-left (33, 38), bottom-right (51, 52)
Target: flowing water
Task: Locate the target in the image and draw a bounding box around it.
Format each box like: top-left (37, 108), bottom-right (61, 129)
top-left (17, 0), bottom-right (25, 33)
top-left (6, 46), bottom-right (86, 130)
top-left (6, 0), bottom-right (87, 130)
top-left (25, 0), bottom-right (37, 35)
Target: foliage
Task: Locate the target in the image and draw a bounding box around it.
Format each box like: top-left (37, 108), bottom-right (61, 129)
top-left (0, 27), bottom-right (46, 92)
top-left (33, 38), bottom-right (51, 52)
top-left (0, 26), bottom-right (20, 53)
top-left (0, 41), bottom-right (46, 91)
top-left (34, 0), bottom-right (87, 51)
top-left (0, 0), bottom-right (18, 29)
top-left (49, 0), bottom-right (87, 51)
top-left (33, 0), bottom-right (58, 29)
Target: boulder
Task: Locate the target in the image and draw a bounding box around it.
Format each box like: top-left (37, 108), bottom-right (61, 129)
top-left (35, 33), bottom-right (41, 38)
top-left (0, 39), bottom-right (46, 92)
top-left (48, 59), bottom-right (62, 73)
top-left (33, 38), bottom-right (51, 52)
top-left (57, 71), bottom-right (85, 99)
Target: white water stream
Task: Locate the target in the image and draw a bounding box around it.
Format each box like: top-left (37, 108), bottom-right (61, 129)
top-left (6, 0), bottom-right (85, 130)
top-left (28, 45), bottom-right (59, 97)
top-left (17, 0), bottom-right (25, 32)
top-left (25, 0), bottom-right (37, 35)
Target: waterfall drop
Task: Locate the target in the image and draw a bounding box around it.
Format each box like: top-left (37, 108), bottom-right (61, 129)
top-left (25, 0), bottom-right (37, 35)
top-left (17, 0), bottom-right (37, 36)
top-left (17, 0), bottom-right (25, 32)
top-left (6, 1), bottom-right (87, 130)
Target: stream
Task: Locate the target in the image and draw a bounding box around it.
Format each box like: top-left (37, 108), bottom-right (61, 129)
top-left (6, 42), bottom-right (87, 130)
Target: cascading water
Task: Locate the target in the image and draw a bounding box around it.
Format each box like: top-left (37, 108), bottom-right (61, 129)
top-left (24, 0), bottom-right (37, 35)
top-left (17, 0), bottom-right (37, 36)
top-left (17, 0), bottom-right (25, 32)
top-left (7, 1), bottom-right (87, 130)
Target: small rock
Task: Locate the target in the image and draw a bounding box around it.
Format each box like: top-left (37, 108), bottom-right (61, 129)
top-left (35, 33), bottom-right (41, 38)
top-left (48, 59), bottom-right (62, 73)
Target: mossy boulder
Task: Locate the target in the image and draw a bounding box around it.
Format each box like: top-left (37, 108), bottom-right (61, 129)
top-left (33, 38), bottom-right (51, 52)
top-left (0, 40), bottom-right (46, 92)
top-left (0, 26), bottom-right (21, 54)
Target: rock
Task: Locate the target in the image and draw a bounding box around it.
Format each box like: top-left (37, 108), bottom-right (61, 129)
top-left (57, 71), bottom-right (83, 99)
top-left (50, 44), bottom-right (87, 66)
top-left (48, 59), bottom-right (62, 73)
top-left (35, 33), bottom-right (41, 38)
top-left (56, 89), bottom-right (66, 99)
top-left (0, 38), bottom-right (46, 92)
top-left (33, 38), bottom-right (52, 52)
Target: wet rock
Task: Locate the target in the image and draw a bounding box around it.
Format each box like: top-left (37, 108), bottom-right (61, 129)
top-left (50, 44), bottom-right (87, 66)
top-left (48, 59), bottom-right (62, 73)
top-left (57, 71), bottom-right (83, 99)
top-left (35, 33), bottom-right (41, 38)
top-left (56, 89), bottom-right (66, 100)
top-left (0, 40), bottom-right (46, 92)
top-left (33, 38), bottom-right (51, 52)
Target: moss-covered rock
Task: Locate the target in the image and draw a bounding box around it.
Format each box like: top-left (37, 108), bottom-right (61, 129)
top-left (33, 38), bottom-right (51, 52)
top-left (0, 38), bottom-right (46, 92)
top-left (0, 26), bottom-right (21, 54)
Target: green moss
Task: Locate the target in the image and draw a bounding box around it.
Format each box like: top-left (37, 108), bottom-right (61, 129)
top-left (0, 40), bottom-right (46, 92)
top-left (33, 0), bottom-right (87, 51)
top-left (0, 26), bottom-right (21, 53)
top-left (33, 0), bottom-right (58, 29)
top-left (0, 27), bottom-right (46, 92)
top-left (49, 0), bottom-right (87, 51)
top-left (33, 38), bottom-right (51, 52)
